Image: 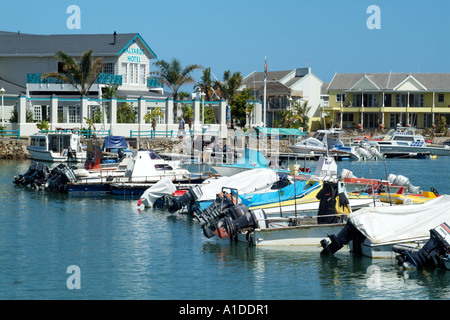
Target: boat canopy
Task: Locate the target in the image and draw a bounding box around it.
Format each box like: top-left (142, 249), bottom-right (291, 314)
top-left (349, 195), bottom-right (450, 245)
top-left (103, 136), bottom-right (128, 149)
top-left (239, 180), bottom-right (319, 207)
top-left (256, 127), bottom-right (305, 137)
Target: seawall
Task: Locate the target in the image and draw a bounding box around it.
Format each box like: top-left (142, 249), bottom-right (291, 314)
top-left (0, 139), bottom-right (30, 160)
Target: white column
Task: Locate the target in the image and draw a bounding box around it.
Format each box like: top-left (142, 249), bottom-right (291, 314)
top-left (50, 94), bottom-right (58, 130)
top-left (193, 99), bottom-right (200, 125)
top-left (138, 97), bottom-right (146, 125)
top-left (18, 94), bottom-right (27, 124)
top-left (166, 98), bottom-right (174, 125)
top-left (81, 96), bottom-right (89, 127)
top-left (109, 97), bottom-right (117, 135)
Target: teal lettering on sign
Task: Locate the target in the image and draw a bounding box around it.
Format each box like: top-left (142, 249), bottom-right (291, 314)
top-left (125, 48), bottom-right (144, 55)
top-left (127, 56), bottom-right (141, 63)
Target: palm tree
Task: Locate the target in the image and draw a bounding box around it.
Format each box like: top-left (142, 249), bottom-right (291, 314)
top-left (152, 59), bottom-right (202, 120)
top-left (42, 50), bottom-right (104, 96)
top-left (144, 107), bottom-right (165, 132)
top-left (214, 70), bottom-right (243, 101)
top-left (181, 105), bottom-right (194, 130)
top-left (194, 67), bottom-right (216, 101)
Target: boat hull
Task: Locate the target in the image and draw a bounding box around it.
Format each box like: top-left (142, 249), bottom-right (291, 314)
top-left (27, 147), bottom-right (86, 163)
top-left (237, 222), bottom-right (347, 246)
top-left (379, 145), bottom-right (450, 156)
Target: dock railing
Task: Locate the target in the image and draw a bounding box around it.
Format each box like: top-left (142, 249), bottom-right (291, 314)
top-left (130, 129), bottom-right (220, 140)
top-left (0, 129), bottom-right (20, 139)
top-left (42, 129), bottom-right (111, 138)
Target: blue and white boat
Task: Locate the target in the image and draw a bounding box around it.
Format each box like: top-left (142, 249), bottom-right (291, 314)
top-left (27, 131), bottom-right (86, 163)
top-left (366, 126), bottom-right (450, 157)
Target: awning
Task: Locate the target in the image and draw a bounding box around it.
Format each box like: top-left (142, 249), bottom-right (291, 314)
top-left (255, 127), bottom-right (305, 136)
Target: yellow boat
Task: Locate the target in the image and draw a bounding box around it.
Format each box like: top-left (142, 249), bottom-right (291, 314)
top-left (379, 190), bottom-right (438, 205)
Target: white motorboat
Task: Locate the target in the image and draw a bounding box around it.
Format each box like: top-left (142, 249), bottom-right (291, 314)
top-left (320, 195), bottom-right (450, 258)
top-left (367, 126), bottom-right (450, 157)
top-left (27, 132), bottom-right (86, 162)
top-left (289, 128), bottom-right (382, 161)
top-left (68, 149), bottom-right (204, 193)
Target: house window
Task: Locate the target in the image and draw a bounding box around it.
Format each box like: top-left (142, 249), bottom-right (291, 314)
top-left (336, 94), bottom-right (346, 102)
top-left (103, 62), bottom-right (115, 75)
top-left (395, 94), bottom-right (407, 107)
top-left (342, 113), bottom-right (354, 122)
top-left (146, 106), bottom-right (165, 124)
top-left (33, 105), bottom-right (42, 121)
top-left (140, 64), bottom-right (146, 85)
top-left (68, 106), bottom-right (80, 123)
top-left (384, 94), bottom-right (392, 107)
top-left (121, 63), bottom-right (128, 84)
top-left (412, 94), bottom-right (423, 107)
top-left (438, 94), bottom-right (445, 103)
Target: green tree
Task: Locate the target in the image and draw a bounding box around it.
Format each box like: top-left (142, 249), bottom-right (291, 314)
top-left (117, 102), bottom-right (136, 123)
top-left (181, 105), bottom-right (194, 130)
top-left (144, 107), bottom-right (165, 132)
top-left (194, 67), bottom-right (216, 101)
top-left (41, 50), bottom-right (104, 96)
top-left (36, 120), bottom-right (50, 132)
top-left (214, 71), bottom-right (243, 126)
top-left (152, 58), bottom-right (202, 119)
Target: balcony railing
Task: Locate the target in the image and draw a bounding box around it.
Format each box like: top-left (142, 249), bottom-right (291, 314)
top-left (147, 77), bottom-right (162, 88)
top-left (26, 73), bottom-right (123, 86)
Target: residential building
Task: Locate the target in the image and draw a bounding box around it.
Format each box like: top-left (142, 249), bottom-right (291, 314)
top-left (239, 68), bottom-right (324, 130)
top-left (326, 72), bottom-right (450, 130)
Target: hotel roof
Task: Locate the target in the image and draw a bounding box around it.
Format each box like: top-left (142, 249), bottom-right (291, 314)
top-left (328, 73), bottom-right (450, 91)
top-left (0, 31), bottom-right (157, 59)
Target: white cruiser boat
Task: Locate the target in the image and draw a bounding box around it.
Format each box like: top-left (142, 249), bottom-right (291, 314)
top-left (289, 128), bottom-right (383, 161)
top-left (28, 132), bottom-right (86, 162)
top-left (368, 126), bottom-right (450, 157)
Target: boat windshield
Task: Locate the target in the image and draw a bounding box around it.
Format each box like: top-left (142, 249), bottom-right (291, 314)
top-left (312, 132), bottom-right (325, 141)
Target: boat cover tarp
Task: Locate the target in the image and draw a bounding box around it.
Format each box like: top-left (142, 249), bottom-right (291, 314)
top-left (197, 168), bottom-right (278, 205)
top-left (103, 136), bottom-right (128, 149)
top-left (140, 177), bottom-right (176, 208)
top-left (239, 180), bottom-right (318, 207)
top-left (349, 195), bottom-right (450, 245)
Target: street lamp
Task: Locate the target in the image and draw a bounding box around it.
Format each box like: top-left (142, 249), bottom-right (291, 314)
top-left (0, 87), bottom-right (5, 128)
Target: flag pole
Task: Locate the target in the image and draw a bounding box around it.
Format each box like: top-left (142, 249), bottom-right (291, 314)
top-left (263, 56), bottom-right (267, 127)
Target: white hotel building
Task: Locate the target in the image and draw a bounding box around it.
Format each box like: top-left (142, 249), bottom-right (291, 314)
top-left (0, 31), bottom-right (228, 137)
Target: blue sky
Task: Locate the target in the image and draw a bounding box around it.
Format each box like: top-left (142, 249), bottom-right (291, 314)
top-left (2, 0), bottom-right (450, 86)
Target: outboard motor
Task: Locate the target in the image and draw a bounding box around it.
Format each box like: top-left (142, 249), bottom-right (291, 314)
top-left (320, 221), bottom-right (366, 255)
top-left (14, 163), bottom-right (50, 188)
top-left (166, 185), bottom-right (203, 213)
top-left (393, 223), bottom-right (450, 269)
top-left (45, 164), bottom-right (76, 192)
top-left (194, 187), bottom-right (270, 239)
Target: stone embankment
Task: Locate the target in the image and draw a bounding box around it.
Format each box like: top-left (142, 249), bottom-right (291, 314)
top-left (0, 139), bottom-right (30, 159)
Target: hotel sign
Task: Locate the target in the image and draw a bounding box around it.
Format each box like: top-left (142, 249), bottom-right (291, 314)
top-left (125, 45), bottom-right (145, 63)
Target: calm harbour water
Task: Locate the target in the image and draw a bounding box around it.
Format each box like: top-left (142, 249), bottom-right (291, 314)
top-left (0, 157), bottom-right (449, 300)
